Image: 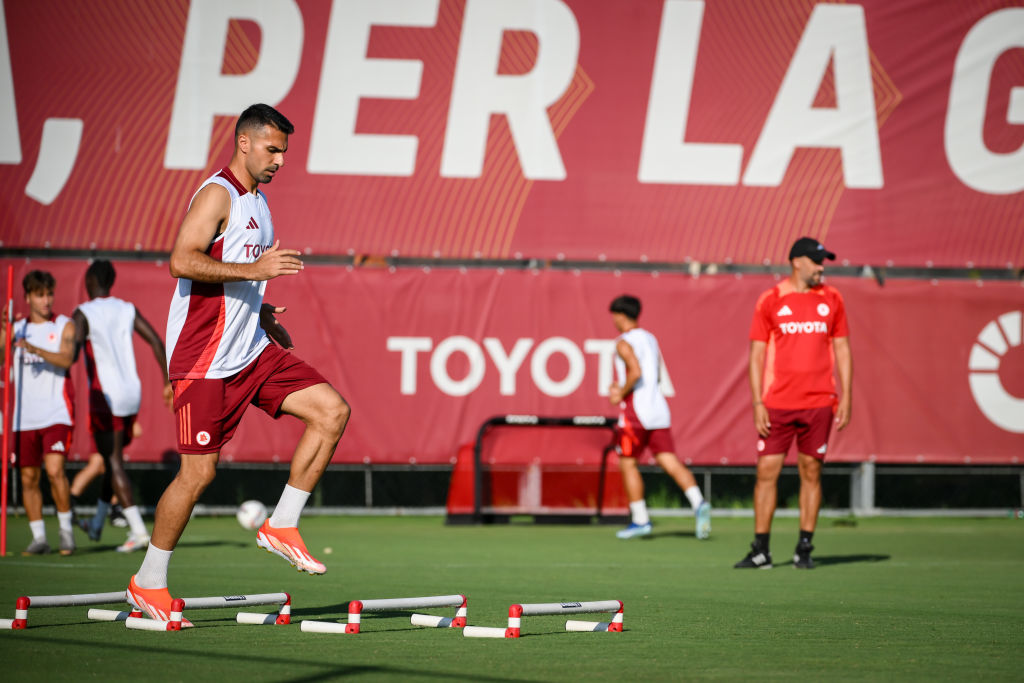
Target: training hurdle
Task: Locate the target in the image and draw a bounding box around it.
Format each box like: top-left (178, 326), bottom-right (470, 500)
top-left (463, 600), bottom-right (623, 639)
top-left (301, 594), bottom-right (466, 635)
top-left (111, 593), bottom-right (292, 632)
top-left (0, 591), bottom-right (130, 630)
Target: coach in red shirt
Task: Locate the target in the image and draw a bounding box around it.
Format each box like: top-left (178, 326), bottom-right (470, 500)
top-left (735, 237), bottom-right (853, 570)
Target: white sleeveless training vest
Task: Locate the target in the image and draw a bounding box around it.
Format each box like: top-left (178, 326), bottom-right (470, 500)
top-left (78, 296), bottom-right (142, 416)
top-left (166, 168), bottom-right (272, 380)
top-left (8, 315), bottom-right (74, 431)
top-left (614, 327), bottom-right (671, 430)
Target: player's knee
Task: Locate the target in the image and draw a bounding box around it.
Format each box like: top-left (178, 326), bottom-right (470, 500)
top-left (318, 394), bottom-right (350, 440)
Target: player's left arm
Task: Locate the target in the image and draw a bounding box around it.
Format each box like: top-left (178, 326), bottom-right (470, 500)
top-left (608, 339), bottom-right (641, 405)
top-left (259, 303), bottom-right (294, 349)
top-left (134, 309), bottom-right (173, 409)
top-left (833, 336), bottom-right (852, 430)
top-left (17, 319), bottom-right (76, 369)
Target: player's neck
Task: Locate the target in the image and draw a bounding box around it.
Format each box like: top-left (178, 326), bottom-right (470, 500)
top-left (28, 311), bottom-right (49, 323)
top-left (226, 159), bottom-right (259, 194)
top-left (788, 273), bottom-right (812, 293)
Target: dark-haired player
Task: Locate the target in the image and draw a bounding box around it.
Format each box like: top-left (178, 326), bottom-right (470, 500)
top-left (73, 259), bottom-right (172, 552)
top-left (127, 104), bottom-right (351, 624)
top-left (608, 295), bottom-right (711, 540)
top-left (0, 271), bottom-right (76, 555)
top-left (735, 237), bottom-right (852, 570)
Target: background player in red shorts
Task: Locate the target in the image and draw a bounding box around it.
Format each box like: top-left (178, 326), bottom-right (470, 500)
top-left (735, 237), bottom-right (853, 570)
top-left (73, 259), bottom-right (173, 552)
top-left (127, 104), bottom-right (350, 624)
top-left (608, 295), bottom-right (711, 540)
top-left (0, 271), bottom-right (76, 555)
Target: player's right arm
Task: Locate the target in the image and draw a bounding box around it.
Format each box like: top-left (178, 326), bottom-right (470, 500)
top-left (749, 340), bottom-right (770, 437)
top-left (608, 339), bottom-right (641, 405)
top-left (168, 184), bottom-right (303, 283)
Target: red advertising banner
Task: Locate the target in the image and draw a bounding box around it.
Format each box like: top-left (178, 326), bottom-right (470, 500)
top-left (2, 0), bottom-right (1024, 267)
top-left (1, 258), bottom-right (1021, 466)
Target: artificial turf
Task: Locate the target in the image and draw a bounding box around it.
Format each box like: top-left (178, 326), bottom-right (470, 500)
top-left (0, 515), bottom-right (1021, 681)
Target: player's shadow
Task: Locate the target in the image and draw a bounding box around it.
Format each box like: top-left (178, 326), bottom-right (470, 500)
top-left (804, 554), bottom-right (890, 567)
top-left (644, 530), bottom-right (695, 540)
top-left (176, 539), bottom-right (248, 549)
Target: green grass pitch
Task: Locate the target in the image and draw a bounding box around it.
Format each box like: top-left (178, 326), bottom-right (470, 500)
top-left (0, 515), bottom-right (1021, 681)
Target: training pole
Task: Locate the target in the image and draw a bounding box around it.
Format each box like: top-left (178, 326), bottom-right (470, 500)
top-left (1, 265), bottom-right (12, 558)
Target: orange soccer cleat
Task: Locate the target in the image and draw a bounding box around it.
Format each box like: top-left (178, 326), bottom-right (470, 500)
top-left (127, 575), bottom-right (194, 627)
top-left (256, 520), bottom-right (326, 575)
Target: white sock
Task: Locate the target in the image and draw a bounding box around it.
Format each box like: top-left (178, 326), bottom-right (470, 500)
top-left (269, 485), bottom-right (311, 528)
top-left (684, 486), bottom-right (705, 510)
top-left (629, 500), bottom-right (650, 526)
top-left (29, 519), bottom-right (46, 541)
top-left (57, 510), bottom-right (73, 533)
top-left (135, 544), bottom-right (173, 589)
top-left (122, 505), bottom-right (148, 537)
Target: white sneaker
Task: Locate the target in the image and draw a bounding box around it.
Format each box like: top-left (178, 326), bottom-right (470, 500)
top-left (695, 501), bottom-right (712, 540)
top-left (116, 533), bottom-right (150, 553)
top-left (615, 522), bottom-right (653, 539)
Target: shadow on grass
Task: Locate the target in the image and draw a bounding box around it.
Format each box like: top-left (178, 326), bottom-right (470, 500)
top-left (806, 554), bottom-right (891, 567)
top-left (11, 634), bottom-right (525, 683)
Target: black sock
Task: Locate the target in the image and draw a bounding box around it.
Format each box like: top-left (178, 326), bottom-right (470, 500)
top-left (754, 533), bottom-right (770, 551)
top-left (799, 530), bottom-right (814, 546)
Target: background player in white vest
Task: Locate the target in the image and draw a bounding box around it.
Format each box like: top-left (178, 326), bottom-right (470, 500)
top-left (127, 104), bottom-right (351, 624)
top-left (73, 259), bottom-right (172, 552)
top-left (608, 295), bottom-right (711, 540)
top-left (0, 271), bottom-right (76, 555)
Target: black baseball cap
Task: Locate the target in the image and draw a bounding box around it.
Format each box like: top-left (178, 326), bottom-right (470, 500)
top-left (788, 237), bottom-right (836, 264)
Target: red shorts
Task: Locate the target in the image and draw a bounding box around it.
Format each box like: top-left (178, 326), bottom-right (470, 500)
top-left (12, 424), bottom-right (73, 468)
top-left (757, 405), bottom-right (834, 460)
top-left (616, 423), bottom-right (675, 458)
top-left (172, 345), bottom-right (328, 454)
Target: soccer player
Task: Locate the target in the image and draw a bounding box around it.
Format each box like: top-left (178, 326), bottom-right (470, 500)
top-left (735, 237), bottom-right (853, 570)
top-left (608, 295), bottom-right (711, 540)
top-left (73, 259), bottom-right (173, 552)
top-left (0, 271), bottom-right (76, 555)
top-left (127, 104), bottom-right (350, 623)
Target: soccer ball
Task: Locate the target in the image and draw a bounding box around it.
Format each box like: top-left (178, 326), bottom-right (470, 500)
top-left (236, 500), bottom-right (268, 530)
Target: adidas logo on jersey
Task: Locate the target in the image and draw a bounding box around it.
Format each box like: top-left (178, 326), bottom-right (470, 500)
top-left (246, 217), bottom-right (260, 230)
top-left (777, 305), bottom-right (793, 316)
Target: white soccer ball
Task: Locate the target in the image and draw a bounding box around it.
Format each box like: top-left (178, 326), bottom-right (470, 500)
top-left (236, 500), bottom-right (268, 530)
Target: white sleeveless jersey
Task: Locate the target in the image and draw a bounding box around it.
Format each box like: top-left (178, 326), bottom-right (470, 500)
top-left (8, 315), bottom-right (74, 431)
top-left (614, 328), bottom-right (671, 430)
top-left (78, 297), bottom-right (142, 416)
top-left (166, 168), bottom-right (272, 380)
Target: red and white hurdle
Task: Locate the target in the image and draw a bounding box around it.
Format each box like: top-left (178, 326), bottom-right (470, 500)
top-left (112, 593), bottom-right (293, 631)
top-left (301, 594), bottom-right (466, 635)
top-left (0, 591), bottom-right (131, 630)
top-left (463, 600), bottom-right (623, 638)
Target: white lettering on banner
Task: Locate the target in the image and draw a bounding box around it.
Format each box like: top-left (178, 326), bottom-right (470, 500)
top-left (430, 335), bottom-right (486, 396)
top-left (530, 336), bottom-right (585, 397)
top-left (945, 9), bottom-right (1024, 195)
top-left (386, 336), bottom-right (431, 395)
top-left (640, 2), bottom-right (882, 189)
top-left (441, 0), bottom-right (579, 179)
top-left (639, 0), bottom-right (743, 185)
top-left (165, 0), bottom-right (304, 169)
top-left (583, 339), bottom-right (617, 396)
top-left (743, 4), bottom-right (882, 188)
top-left (387, 335), bottom-right (677, 398)
top-left (483, 337), bottom-right (534, 395)
top-left (778, 321), bottom-right (828, 335)
top-left (0, 1), bottom-right (21, 164)
top-left (308, 0), bottom-right (439, 176)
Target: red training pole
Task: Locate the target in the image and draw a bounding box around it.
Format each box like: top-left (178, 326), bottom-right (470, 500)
top-left (1, 265), bottom-right (12, 557)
